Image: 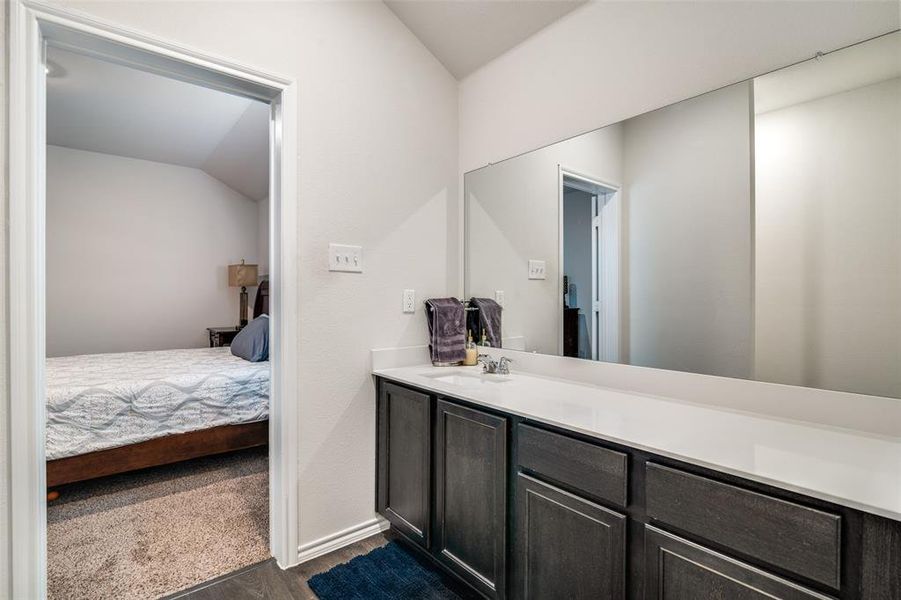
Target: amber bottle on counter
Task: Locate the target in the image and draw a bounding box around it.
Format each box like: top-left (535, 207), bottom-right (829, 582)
top-left (463, 330), bottom-right (478, 366)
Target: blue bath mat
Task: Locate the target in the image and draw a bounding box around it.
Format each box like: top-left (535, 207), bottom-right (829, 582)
top-left (308, 541), bottom-right (477, 599)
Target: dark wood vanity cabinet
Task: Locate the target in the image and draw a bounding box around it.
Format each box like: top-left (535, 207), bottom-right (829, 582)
top-left (375, 377), bottom-right (901, 600)
top-left (376, 382), bottom-right (432, 547)
top-left (435, 400), bottom-right (508, 598)
top-left (376, 380), bottom-right (508, 598)
top-left (513, 473), bottom-right (626, 599)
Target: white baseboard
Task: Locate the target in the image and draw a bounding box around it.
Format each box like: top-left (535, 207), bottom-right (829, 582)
top-left (297, 517), bottom-right (391, 564)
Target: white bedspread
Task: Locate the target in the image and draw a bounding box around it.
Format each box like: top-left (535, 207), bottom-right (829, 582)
top-left (46, 347), bottom-right (269, 460)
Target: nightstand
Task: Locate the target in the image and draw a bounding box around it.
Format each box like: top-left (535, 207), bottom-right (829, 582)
top-left (207, 326), bottom-right (243, 348)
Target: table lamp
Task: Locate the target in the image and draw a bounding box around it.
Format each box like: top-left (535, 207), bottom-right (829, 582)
top-left (228, 259), bottom-right (258, 326)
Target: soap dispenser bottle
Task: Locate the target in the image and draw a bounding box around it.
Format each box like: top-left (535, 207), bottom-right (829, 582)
top-left (480, 330), bottom-right (490, 348)
top-left (464, 330), bottom-right (478, 366)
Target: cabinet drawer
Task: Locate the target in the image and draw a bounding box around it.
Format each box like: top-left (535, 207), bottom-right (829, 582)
top-left (646, 463), bottom-right (841, 589)
top-left (645, 526), bottom-right (834, 600)
top-left (517, 424), bottom-right (628, 508)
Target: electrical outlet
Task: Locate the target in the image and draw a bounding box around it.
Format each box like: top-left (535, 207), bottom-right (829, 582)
top-left (495, 290), bottom-right (505, 307)
top-left (528, 259), bottom-right (546, 280)
top-left (403, 289), bottom-right (416, 313)
top-left (328, 243), bottom-right (363, 273)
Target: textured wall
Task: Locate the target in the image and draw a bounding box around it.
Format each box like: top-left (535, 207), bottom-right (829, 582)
top-left (46, 146), bottom-right (261, 356)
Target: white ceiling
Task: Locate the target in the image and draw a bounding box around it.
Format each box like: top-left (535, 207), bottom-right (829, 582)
top-left (46, 47), bottom-right (269, 201)
top-left (384, 0), bottom-right (586, 79)
top-left (754, 32), bottom-right (901, 114)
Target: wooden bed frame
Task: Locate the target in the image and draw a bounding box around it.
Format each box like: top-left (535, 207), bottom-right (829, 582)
top-left (46, 420), bottom-right (268, 488)
top-left (47, 283), bottom-right (271, 489)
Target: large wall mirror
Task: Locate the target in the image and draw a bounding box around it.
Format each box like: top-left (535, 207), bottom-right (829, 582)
top-left (464, 31), bottom-right (900, 399)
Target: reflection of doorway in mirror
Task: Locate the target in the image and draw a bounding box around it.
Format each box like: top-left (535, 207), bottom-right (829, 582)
top-left (560, 169), bottom-right (621, 363)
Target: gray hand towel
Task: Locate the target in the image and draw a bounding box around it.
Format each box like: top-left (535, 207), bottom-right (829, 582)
top-left (470, 297), bottom-right (502, 348)
top-left (425, 298), bottom-right (466, 366)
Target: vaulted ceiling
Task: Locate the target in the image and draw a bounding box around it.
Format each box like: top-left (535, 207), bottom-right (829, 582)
top-left (384, 0), bottom-right (586, 79)
top-left (46, 47), bottom-right (269, 201)
top-left (45, 1), bottom-right (588, 196)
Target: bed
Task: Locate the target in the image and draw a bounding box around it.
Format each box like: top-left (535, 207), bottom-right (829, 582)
top-left (46, 280), bottom-right (271, 488)
top-left (46, 346), bottom-right (269, 486)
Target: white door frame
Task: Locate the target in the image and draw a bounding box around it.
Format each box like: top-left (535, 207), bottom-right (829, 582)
top-left (8, 2), bottom-right (300, 596)
top-left (558, 166), bottom-right (621, 362)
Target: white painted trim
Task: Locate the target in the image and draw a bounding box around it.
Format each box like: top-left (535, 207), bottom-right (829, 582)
top-left (556, 167), bottom-right (565, 355)
top-left (23, 0), bottom-right (291, 97)
top-left (268, 81), bottom-right (301, 571)
top-left (9, 2), bottom-right (48, 597)
top-left (591, 193), bottom-right (599, 360)
top-left (8, 2), bottom-right (301, 595)
top-left (297, 518), bottom-right (391, 564)
top-left (597, 188), bottom-right (622, 363)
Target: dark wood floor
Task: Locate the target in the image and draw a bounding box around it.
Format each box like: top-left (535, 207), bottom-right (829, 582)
top-left (165, 531), bottom-right (392, 600)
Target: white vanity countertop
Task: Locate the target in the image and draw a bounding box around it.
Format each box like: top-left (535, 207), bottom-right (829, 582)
top-left (373, 364), bottom-right (901, 522)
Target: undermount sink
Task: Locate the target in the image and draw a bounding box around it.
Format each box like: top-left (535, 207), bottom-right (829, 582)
top-left (424, 371), bottom-right (510, 387)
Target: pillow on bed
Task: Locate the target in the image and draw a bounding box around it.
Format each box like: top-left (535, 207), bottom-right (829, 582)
top-left (231, 314), bottom-right (269, 362)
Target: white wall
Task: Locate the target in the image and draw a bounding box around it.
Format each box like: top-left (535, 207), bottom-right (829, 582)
top-left (459, 1), bottom-right (899, 173)
top-left (755, 77), bottom-right (901, 398)
top-left (465, 124), bottom-right (623, 354)
top-left (46, 146), bottom-right (261, 357)
top-left (32, 0), bottom-right (459, 554)
top-left (623, 82), bottom-right (753, 379)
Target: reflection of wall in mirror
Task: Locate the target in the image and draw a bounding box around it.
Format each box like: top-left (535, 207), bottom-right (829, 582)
top-left (466, 124), bottom-right (624, 356)
top-left (755, 76), bottom-right (900, 398)
top-left (623, 81), bottom-right (754, 380)
top-left (467, 81), bottom-right (755, 379)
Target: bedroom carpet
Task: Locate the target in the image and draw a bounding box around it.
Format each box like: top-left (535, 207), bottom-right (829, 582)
top-left (47, 447), bottom-right (270, 600)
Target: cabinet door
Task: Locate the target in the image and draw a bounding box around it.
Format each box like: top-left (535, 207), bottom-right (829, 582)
top-left (645, 526), bottom-right (835, 600)
top-left (435, 399), bottom-right (507, 599)
top-left (377, 382), bottom-right (431, 548)
top-left (514, 473), bottom-right (626, 600)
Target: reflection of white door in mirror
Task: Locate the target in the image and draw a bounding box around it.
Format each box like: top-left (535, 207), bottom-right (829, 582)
top-left (560, 168), bottom-right (620, 363)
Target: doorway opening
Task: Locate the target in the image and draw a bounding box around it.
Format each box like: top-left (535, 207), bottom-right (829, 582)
top-left (560, 169), bottom-right (621, 362)
top-left (43, 45), bottom-right (275, 598)
top-left (9, 4), bottom-right (298, 597)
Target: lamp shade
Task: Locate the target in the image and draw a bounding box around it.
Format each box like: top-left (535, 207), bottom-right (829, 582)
top-left (228, 261), bottom-right (258, 287)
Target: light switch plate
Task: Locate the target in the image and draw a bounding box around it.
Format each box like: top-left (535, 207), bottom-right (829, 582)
top-left (495, 290), bottom-right (505, 307)
top-left (528, 260), bottom-right (546, 280)
top-left (328, 243), bottom-right (363, 273)
top-left (403, 289), bottom-right (416, 313)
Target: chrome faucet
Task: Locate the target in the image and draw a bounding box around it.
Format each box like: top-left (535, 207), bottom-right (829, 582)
top-left (477, 354), bottom-right (497, 373)
top-left (478, 354), bottom-right (513, 375)
top-left (497, 356), bottom-right (513, 375)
